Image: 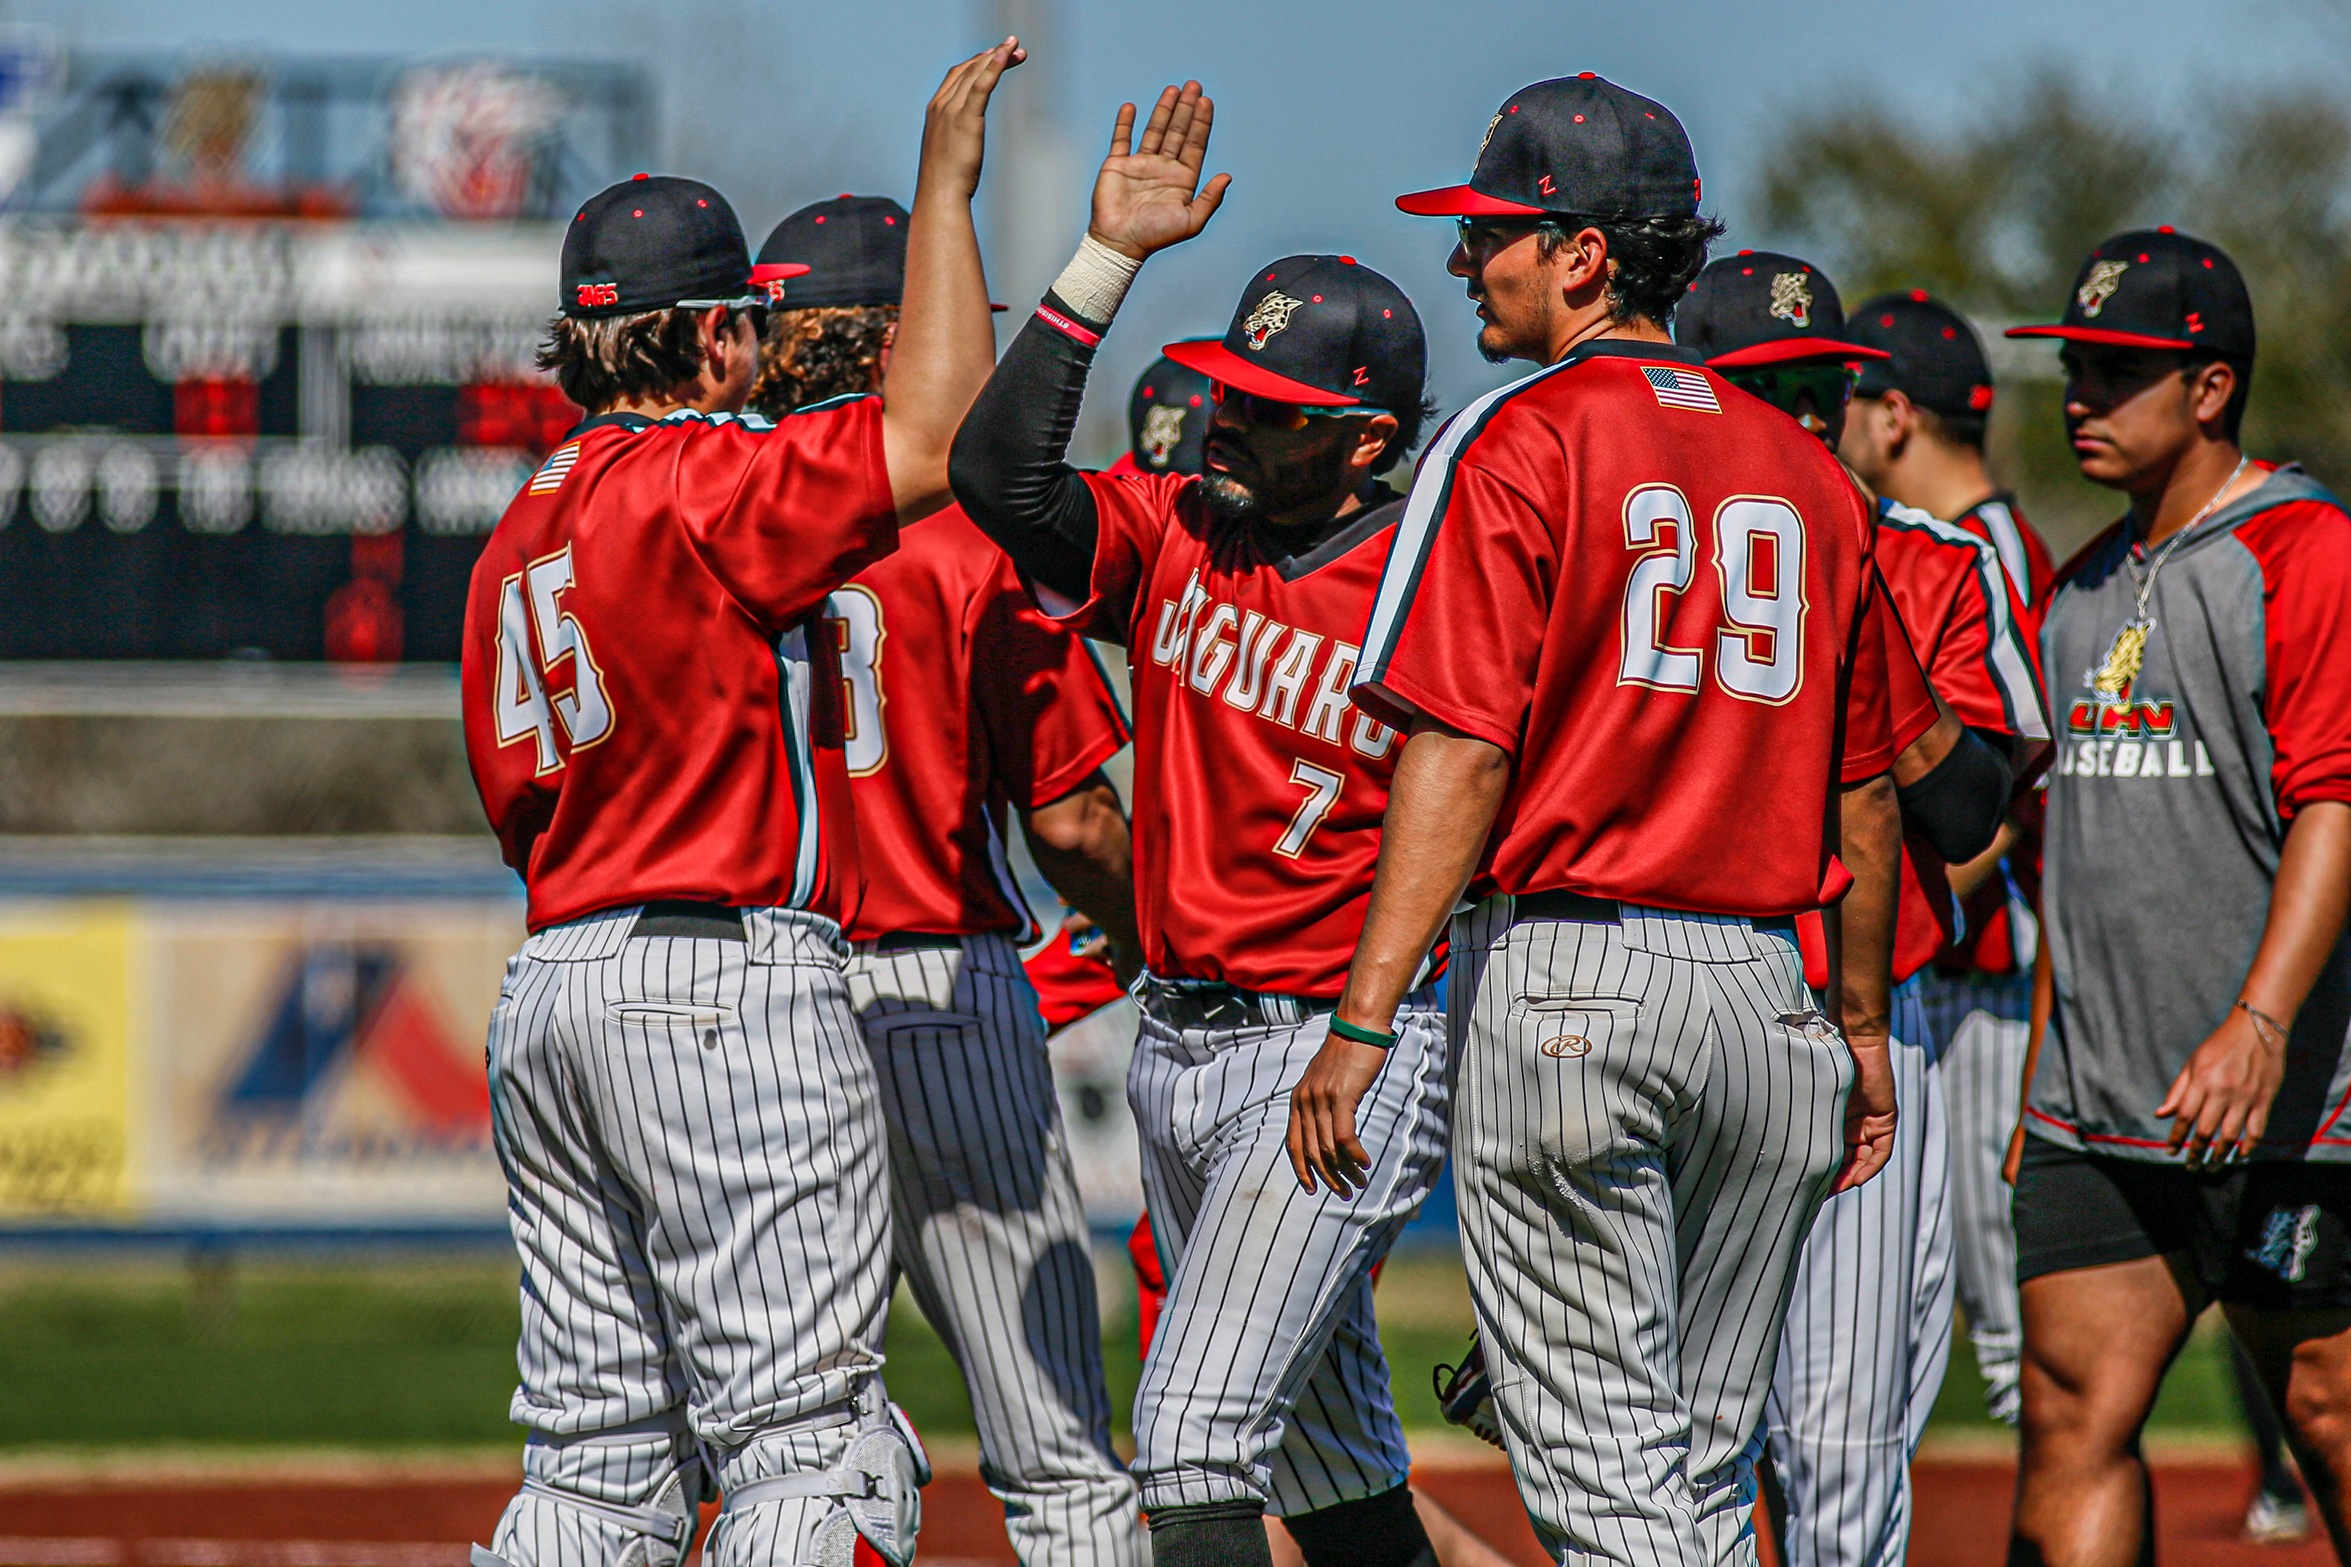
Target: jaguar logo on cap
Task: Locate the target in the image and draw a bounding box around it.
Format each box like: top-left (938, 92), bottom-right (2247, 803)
top-left (1139, 404), bottom-right (1187, 468)
top-left (2077, 258), bottom-right (2129, 318)
top-left (1480, 110), bottom-right (1504, 153)
top-left (1242, 291), bottom-right (1306, 350)
top-left (1769, 273), bottom-right (1813, 329)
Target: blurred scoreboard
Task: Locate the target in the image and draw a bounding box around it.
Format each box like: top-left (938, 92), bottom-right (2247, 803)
top-left (0, 219), bottom-right (573, 661)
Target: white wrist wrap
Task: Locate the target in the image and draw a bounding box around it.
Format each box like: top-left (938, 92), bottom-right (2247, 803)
top-left (1050, 234), bottom-right (1143, 327)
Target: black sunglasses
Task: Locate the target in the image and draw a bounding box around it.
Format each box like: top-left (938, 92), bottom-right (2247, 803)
top-left (1722, 364), bottom-right (1860, 418)
top-left (1209, 381), bottom-right (1381, 427)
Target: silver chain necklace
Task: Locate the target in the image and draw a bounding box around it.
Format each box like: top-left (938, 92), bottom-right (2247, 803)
top-left (2088, 455), bottom-right (2251, 700)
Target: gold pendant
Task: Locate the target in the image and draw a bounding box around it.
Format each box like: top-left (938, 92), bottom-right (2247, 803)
top-left (2091, 620), bottom-right (2149, 700)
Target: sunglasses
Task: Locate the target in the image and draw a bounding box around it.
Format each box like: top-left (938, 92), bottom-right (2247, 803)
top-left (1722, 364), bottom-right (1860, 418)
top-left (1209, 381), bottom-right (1380, 429)
top-left (1453, 217), bottom-right (1550, 253)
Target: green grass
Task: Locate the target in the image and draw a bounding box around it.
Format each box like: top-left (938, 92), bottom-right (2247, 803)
top-left (0, 1251), bottom-right (2257, 1449)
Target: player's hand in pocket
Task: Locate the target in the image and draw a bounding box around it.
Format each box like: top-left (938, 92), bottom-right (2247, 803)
top-left (1288, 1031), bottom-right (1388, 1198)
top-left (1833, 1029), bottom-right (1898, 1193)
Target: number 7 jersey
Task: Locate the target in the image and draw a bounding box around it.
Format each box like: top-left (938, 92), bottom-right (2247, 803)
top-left (1053, 474), bottom-right (1418, 998)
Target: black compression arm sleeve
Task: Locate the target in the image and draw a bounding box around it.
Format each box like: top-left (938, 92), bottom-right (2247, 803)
top-left (948, 292), bottom-right (1104, 605)
top-left (1897, 725), bottom-right (2015, 864)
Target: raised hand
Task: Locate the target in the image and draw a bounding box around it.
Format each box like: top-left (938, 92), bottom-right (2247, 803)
top-left (1089, 82), bottom-right (1231, 262)
top-left (920, 37), bottom-right (1027, 202)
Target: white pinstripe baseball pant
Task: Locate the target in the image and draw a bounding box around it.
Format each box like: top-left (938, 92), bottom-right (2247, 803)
top-left (484, 906), bottom-right (898, 1567)
top-left (1126, 986), bottom-right (1450, 1517)
top-left (1920, 970), bottom-right (2029, 1423)
top-left (845, 932), bottom-right (1143, 1566)
top-left (1763, 976), bottom-right (1955, 1567)
top-left (1450, 899), bottom-right (1851, 1567)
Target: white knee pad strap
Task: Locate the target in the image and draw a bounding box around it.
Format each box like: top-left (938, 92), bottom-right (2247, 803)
top-left (483, 1454), bottom-right (707, 1567)
top-left (519, 1476), bottom-right (698, 1555)
top-left (721, 1402), bottom-right (929, 1567)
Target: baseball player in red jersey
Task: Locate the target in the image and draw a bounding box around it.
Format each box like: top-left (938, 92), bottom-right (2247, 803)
top-left (1287, 75), bottom-right (1934, 1565)
top-left (1842, 291), bottom-right (2058, 1433)
top-left (745, 192), bottom-right (1147, 1567)
top-left (459, 43), bottom-right (1019, 1567)
top-left (950, 81), bottom-right (1506, 1567)
top-left (1679, 254), bottom-right (2048, 1567)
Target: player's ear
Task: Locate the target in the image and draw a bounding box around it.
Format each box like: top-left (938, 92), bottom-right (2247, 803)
top-left (1348, 412), bottom-right (1400, 475)
top-left (1549, 226), bottom-right (1610, 307)
top-left (1882, 389), bottom-right (1916, 452)
top-left (2187, 357), bottom-right (2237, 434)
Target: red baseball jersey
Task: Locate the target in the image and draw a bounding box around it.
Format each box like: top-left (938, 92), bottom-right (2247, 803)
top-left (823, 505), bottom-right (1130, 943)
top-left (462, 405), bottom-right (893, 931)
top-left (1940, 492), bottom-right (2058, 976)
top-left (1354, 342), bottom-right (1936, 917)
top-left (1046, 475), bottom-right (1418, 997)
top-left (1874, 497), bottom-right (2050, 980)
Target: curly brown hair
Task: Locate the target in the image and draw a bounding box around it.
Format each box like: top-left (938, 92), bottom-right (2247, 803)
top-left (748, 304), bottom-right (898, 417)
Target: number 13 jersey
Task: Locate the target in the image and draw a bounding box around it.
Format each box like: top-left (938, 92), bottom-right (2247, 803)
top-left (1355, 340), bottom-right (1931, 918)
top-left (1053, 473), bottom-right (1417, 998)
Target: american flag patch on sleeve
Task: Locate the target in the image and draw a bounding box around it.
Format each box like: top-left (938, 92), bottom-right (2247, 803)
top-left (1642, 365), bottom-right (1721, 413)
top-left (528, 442), bottom-right (581, 495)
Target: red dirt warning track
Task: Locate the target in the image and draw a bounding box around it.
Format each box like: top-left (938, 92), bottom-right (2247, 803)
top-left (0, 1458), bottom-right (2325, 1565)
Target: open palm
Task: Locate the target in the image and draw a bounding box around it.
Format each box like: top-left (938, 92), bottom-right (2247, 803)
top-left (1089, 81), bottom-right (1231, 261)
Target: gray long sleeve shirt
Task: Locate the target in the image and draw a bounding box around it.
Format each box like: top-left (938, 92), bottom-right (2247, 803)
top-left (2035, 465), bottom-right (2351, 1162)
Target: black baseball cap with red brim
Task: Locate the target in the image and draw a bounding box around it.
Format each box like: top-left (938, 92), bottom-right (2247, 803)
top-left (1163, 254), bottom-right (1425, 415)
top-left (754, 194), bottom-right (1006, 311)
top-left (1676, 251), bottom-right (1889, 368)
top-left (1850, 291), bottom-right (1995, 417)
top-left (1396, 74), bottom-right (1700, 220)
top-left (2003, 228), bottom-right (2254, 358)
top-left (561, 173), bottom-right (785, 318)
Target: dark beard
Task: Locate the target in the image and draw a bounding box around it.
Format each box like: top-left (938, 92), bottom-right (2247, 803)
top-left (1197, 471), bottom-right (1262, 520)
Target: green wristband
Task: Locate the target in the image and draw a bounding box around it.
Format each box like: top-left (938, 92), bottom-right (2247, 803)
top-left (1328, 1016), bottom-right (1399, 1049)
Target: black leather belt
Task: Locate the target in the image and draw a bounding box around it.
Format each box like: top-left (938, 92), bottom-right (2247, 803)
top-left (1135, 976), bottom-right (1327, 1032)
top-left (871, 932), bottom-right (962, 955)
top-left (630, 901), bottom-right (746, 941)
top-left (1512, 889), bottom-right (1795, 937)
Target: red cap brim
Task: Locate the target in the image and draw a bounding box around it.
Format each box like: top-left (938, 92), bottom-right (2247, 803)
top-left (1162, 339), bottom-right (1361, 406)
top-left (2003, 324), bottom-right (2195, 350)
top-left (1394, 183), bottom-right (1548, 218)
top-left (1707, 337), bottom-right (1892, 369)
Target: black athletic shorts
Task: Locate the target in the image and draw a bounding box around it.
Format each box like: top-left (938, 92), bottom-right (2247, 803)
top-left (2013, 1133), bottom-right (2351, 1309)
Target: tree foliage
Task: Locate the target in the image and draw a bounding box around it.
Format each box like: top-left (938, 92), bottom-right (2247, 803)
top-left (1753, 72), bottom-right (2351, 548)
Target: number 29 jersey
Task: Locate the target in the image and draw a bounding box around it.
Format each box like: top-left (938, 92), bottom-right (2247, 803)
top-left (461, 404), bottom-right (895, 932)
top-left (1355, 341), bottom-right (1928, 917)
top-left (1052, 474), bottom-right (1415, 998)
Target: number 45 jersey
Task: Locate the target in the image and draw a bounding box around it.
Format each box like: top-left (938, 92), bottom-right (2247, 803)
top-left (1052, 472), bottom-right (1418, 999)
top-left (1356, 341), bottom-right (1928, 918)
top-left (461, 404), bottom-right (895, 932)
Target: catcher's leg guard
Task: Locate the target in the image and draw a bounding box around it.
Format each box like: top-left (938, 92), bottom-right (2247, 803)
top-left (479, 1422), bottom-right (711, 1567)
top-left (1432, 1332), bottom-right (1504, 1450)
top-left (705, 1389), bottom-right (930, 1567)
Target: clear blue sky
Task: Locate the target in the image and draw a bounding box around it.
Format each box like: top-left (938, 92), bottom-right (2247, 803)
top-left (13, 0), bottom-right (2336, 438)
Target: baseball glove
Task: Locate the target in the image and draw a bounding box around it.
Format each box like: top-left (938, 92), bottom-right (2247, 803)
top-left (1432, 1333), bottom-right (1504, 1450)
